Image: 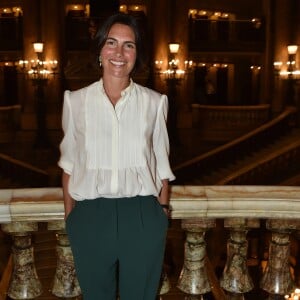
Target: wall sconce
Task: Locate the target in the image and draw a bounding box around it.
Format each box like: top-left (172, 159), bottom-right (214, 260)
top-left (287, 44), bottom-right (297, 73)
top-left (167, 43), bottom-right (180, 73)
top-left (33, 42), bottom-right (44, 54)
top-left (287, 45), bottom-right (298, 55)
top-left (161, 43), bottom-right (185, 81)
top-left (184, 60), bottom-right (194, 71)
top-left (16, 42), bottom-right (59, 148)
top-left (250, 65), bottom-right (261, 73)
top-left (273, 61), bottom-right (282, 72)
top-left (169, 43), bottom-right (179, 54)
top-left (17, 42), bottom-right (58, 80)
top-left (154, 60), bottom-right (163, 71)
top-left (274, 45), bottom-right (300, 79)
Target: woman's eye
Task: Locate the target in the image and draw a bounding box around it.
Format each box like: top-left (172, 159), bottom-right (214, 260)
top-left (105, 39), bottom-right (136, 50)
top-left (124, 42), bottom-right (136, 50)
top-left (106, 39), bottom-right (117, 47)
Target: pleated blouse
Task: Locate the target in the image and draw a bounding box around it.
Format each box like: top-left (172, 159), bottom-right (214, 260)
top-left (58, 79), bottom-right (175, 201)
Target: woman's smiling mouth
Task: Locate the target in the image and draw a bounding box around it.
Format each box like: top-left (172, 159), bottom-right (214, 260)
top-left (109, 59), bottom-right (126, 66)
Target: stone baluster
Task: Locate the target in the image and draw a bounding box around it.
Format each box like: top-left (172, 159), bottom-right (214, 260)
top-left (220, 218), bottom-right (259, 299)
top-left (260, 219), bottom-right (298, 297)
top-left (292, 230), bottom-right (300, 287)
top-left (1, 221), bottom-right (42, 299)
top-left (158, 269), bottom-right (171, 296)
top-left (48, 220), bottom-right (81, 298)
top-left (177, 218), bottom-right (216, 297)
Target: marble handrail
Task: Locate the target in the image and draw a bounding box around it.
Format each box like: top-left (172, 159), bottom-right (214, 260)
top-left (1, 185), bottom-right (300, 299)
top-left (174, 106), bottom-right (296, 173)
top-left (218, 139), bottom-right (300, 185)
top-left (1, 185), bottom-right (300, 223)
top-left (0, 188), bottom-right (63, 223)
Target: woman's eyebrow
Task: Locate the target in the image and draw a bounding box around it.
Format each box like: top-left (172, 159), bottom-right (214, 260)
top-left (106, 37), bottom-right (136, 44)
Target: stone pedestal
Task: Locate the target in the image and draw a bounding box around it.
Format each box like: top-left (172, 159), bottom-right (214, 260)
top-left (220, 218), bottom-right (259, 296)
top-left (260, 219), bottom-right (297, 296)
top-left (48, 220), bottom-right (81, 298)
top-left (1, 222), bottom-right (42, 299)
top-left (177, 218), bottom-right (215, 296)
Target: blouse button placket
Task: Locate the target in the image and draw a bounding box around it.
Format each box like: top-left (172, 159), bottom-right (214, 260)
top-left (110, 109), bottom-right (119, 194)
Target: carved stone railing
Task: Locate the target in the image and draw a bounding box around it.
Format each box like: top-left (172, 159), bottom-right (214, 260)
top-left (218, 138), bottom-right (300, 185)
top-left (1, 185), bottom-right (300, 299)
top-left (188, 18), bottom-right (265, 52)
top-left (0, 153), bottom-right (49, 188)
top-left (174, 106), bottom-right (298, 184)
top-left (191, 104), bottom-right (271, 141)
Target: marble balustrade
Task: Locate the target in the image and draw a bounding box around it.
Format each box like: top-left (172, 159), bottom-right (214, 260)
top-left (191, 104), bottom-right (271, 141)
top-left (1, 185), bottom-right (300, 299)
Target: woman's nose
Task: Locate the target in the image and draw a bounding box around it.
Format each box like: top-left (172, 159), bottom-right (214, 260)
top-left (115, 45), bottom-right (123, 57)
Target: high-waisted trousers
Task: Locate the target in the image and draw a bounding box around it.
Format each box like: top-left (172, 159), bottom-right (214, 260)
top-left (66, 195), bottom-right (168, 300)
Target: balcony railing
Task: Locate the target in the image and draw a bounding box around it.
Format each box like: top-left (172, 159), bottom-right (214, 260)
top-left (189, 18), bottom-right (265, 52)
top-left (1, 185), bottom-right (300, 299)
top-left (191, 103), bottom-right (271, 141)
top-left (175, 106), bottom-right (297, 184)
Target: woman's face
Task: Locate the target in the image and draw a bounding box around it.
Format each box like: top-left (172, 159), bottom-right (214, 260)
top-left (100, 23), bottom-right (137, 79)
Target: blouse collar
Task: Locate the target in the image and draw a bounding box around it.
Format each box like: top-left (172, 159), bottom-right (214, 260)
top-left (98, 78), bottom-right (134, 98)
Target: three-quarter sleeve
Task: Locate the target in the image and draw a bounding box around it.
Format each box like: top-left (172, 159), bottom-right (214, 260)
top-left (58, 91), bottom-right (76, 175)
top-left (153, 95), bottom-right (176, 181)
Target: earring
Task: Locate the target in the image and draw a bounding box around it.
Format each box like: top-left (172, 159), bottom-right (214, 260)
top-left (99, 55), bottom-right (102, 67)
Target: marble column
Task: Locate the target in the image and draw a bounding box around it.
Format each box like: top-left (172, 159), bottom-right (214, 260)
top-left (1, 221), bottom-right (42, 299)
top-left (220, 218), bottom-right (259, 298)
top-left (260, 219), bottom-right (297, 296)
top-left (177, 218), bottom-right (215, 296)
top-left (48, 220), bottom-right (81, 298)
top-left (158, 269), bottom-right (171, 295)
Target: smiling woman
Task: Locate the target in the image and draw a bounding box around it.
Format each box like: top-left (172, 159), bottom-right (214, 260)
top-left (99, 23), bottom-right (137, 97)
top-left (58, 12), bottom-right (175, 300)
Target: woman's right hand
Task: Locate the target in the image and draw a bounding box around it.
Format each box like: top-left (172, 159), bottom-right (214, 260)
top-left (62, 172), bottom-right (75, 220)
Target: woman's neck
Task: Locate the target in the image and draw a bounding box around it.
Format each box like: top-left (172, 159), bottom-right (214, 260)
top-left (102, 76), bottom-right (130, 106)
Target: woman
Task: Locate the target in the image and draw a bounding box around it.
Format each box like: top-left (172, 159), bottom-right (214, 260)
top-left (58, 12), bottom-right (175, 300)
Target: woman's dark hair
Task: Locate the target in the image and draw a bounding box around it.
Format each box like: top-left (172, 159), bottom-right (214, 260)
top-left (95, 13), bottom-right (145, 73)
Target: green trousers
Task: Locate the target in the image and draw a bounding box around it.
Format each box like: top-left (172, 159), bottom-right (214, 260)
top-left (66, 195), bottom-right (168, 300)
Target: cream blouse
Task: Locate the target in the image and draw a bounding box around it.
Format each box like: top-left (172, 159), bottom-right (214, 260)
top-left (58, 79), bottom-right (175, 201)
